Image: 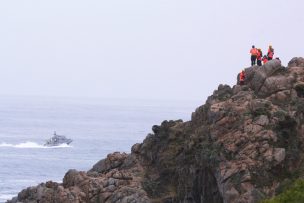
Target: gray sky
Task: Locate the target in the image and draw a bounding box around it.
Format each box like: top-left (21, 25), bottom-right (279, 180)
top-left (0, 0), bottom-right (303, 102)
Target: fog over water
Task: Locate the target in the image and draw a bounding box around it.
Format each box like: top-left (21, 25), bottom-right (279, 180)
top-left (0, 0), bottom-right (303, 101)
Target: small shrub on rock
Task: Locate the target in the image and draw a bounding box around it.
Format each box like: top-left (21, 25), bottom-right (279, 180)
top-left (261, 179), bottom-right (304, 203)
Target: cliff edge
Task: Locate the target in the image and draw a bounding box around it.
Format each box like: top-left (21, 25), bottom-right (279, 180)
top-left (8, 57), bottom-right (304, 203)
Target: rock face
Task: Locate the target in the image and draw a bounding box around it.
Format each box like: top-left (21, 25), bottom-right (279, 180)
top-left (8, 57), bottom-right (304, 203)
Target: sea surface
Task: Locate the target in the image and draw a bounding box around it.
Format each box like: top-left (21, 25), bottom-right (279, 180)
top-left (0, 96), bottom-right (201, 202)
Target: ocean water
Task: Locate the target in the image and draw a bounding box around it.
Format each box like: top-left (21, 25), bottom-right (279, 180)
top-left (0, 96), bottom-right (200, 202)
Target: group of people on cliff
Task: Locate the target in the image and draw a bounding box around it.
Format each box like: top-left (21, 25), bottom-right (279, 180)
top-left (250, 45), bottom-right (274, 66)
top-left (239, 44), bottom-right (280, 86)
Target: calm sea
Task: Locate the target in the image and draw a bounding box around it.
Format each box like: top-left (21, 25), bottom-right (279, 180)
top-left (0, 96), bottom-right (200, 202)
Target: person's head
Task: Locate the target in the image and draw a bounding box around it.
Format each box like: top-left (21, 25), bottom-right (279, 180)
top-left (252, 45), bottom-right (255, 48)
top-left (269, 45), bottom-right (272, 48)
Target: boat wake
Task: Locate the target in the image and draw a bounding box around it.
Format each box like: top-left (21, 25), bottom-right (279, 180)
top-left (0, 141), bottom-right (71, 149)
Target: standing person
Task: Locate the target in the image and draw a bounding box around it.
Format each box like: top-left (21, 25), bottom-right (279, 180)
top-left (239, 70), bottom-right (245, 85)
top-left (250, 45), bottom-right (258, 66)
top-left (262, 55), bottom-right (268, 64)
top-left (267, 45), bottom-right (274, 60)
top-left (257, 48), bottom-right (262, 66)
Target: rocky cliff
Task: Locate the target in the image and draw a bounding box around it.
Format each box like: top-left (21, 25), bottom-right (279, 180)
top-left (8, 57), bottom-right (304, 203)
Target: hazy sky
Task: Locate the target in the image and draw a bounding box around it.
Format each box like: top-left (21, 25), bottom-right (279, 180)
top-left (0, 0), bottom-right (303, 102)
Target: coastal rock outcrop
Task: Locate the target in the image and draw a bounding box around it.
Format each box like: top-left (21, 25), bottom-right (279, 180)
top-left (8, 57), bottom-right (304, 203)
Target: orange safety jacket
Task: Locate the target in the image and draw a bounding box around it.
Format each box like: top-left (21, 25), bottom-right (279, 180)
top-left (257, 51), bottom-right (262, 60)
top-left (267, 48), bottom-right (274, 58)
top-left (240, 72), bottom-right (245, 81)
top-left (263, 58), bottom-right (268, 64)
top-left (250, 48), bottom-right (258, 56)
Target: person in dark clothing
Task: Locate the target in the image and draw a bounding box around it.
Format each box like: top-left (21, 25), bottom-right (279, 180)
top-left (250, 45), bottom-right (258, 66)
top-left (257, 48), bottom-right (262, 66)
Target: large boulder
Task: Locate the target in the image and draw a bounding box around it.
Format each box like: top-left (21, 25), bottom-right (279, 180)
top-left (89, 152), bottom-right (128, 173)
top-left (259, 74), bottom-right (295, 96)
top-left (245, 59), bottom-right (283, 93)
top-left (288, 57), bottom-right (304, 68)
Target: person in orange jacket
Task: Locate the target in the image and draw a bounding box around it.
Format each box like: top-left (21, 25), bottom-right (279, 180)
top-left (239, 70), bottom-right (245, 85)
top-left (262, 55), bottom-right (268, 64)
top-left (250, 45), bottom-right (258, 66)
top-left (267, 45), bottom-right (274, 60)
top-left (257, 48), bottom-right (262, 66)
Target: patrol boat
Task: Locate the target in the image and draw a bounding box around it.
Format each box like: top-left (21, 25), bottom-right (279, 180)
top-left (44, 132), bottom-right (72, 146)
